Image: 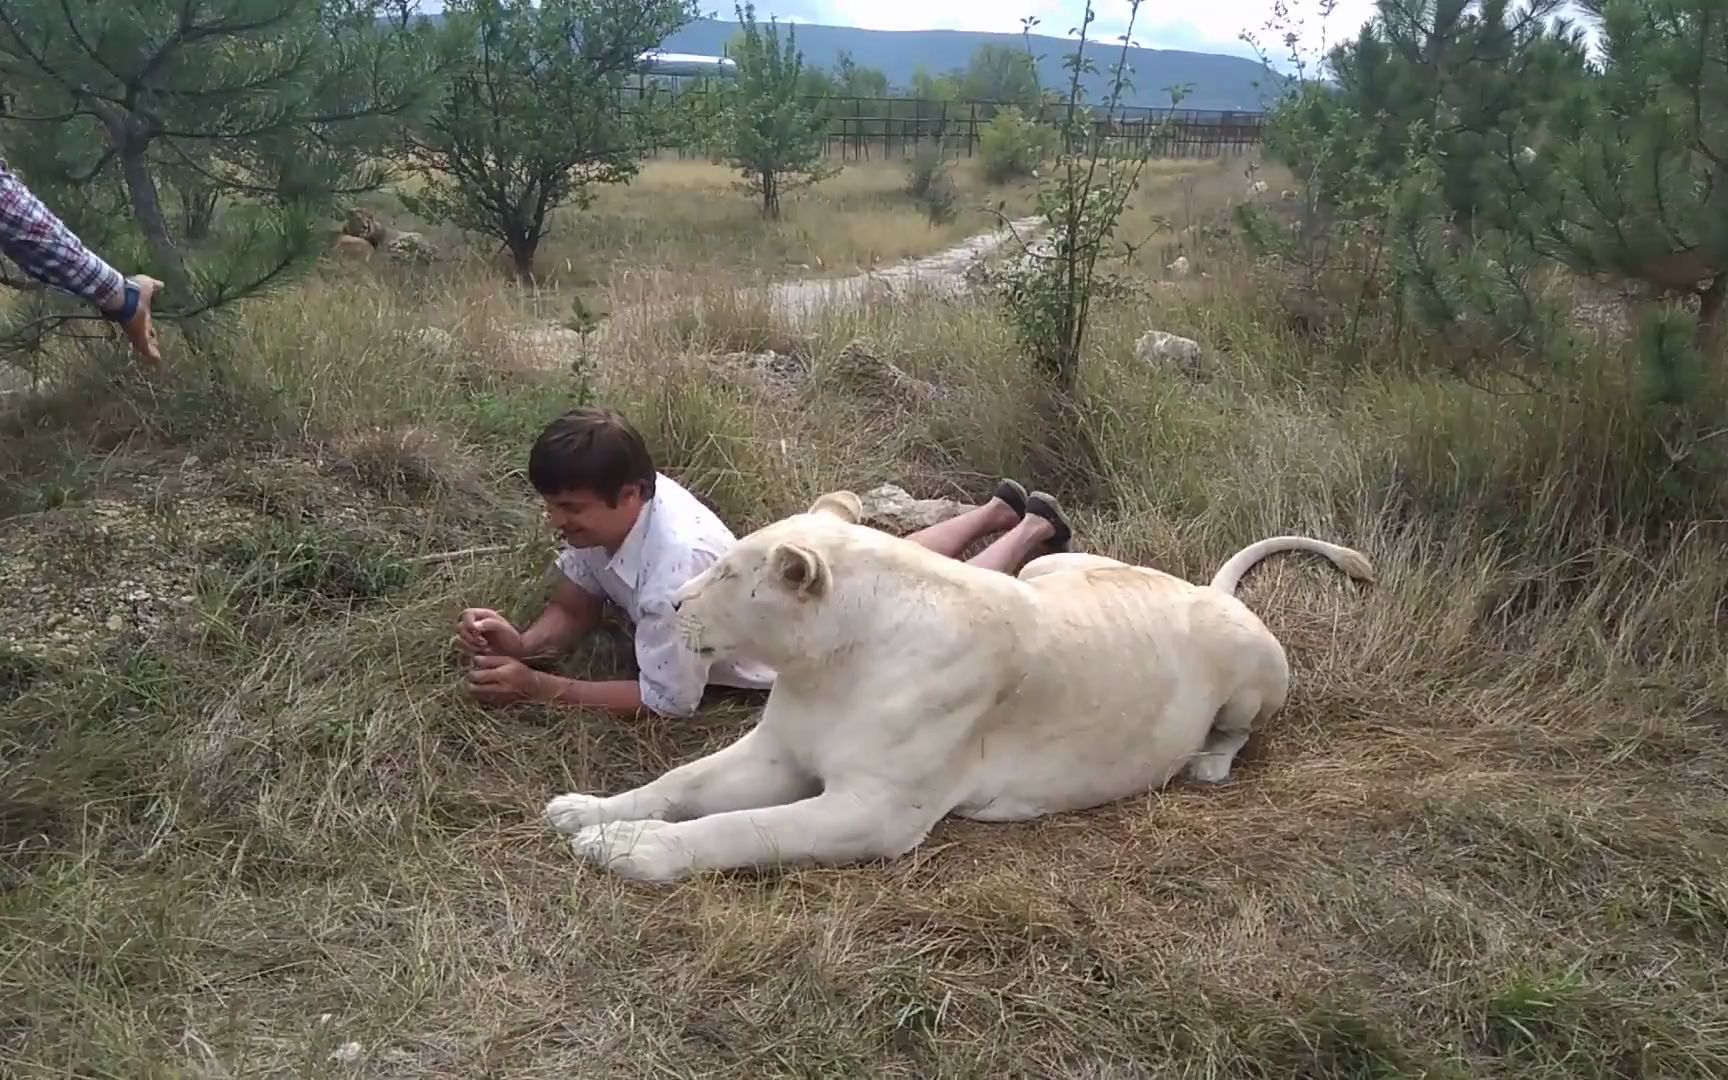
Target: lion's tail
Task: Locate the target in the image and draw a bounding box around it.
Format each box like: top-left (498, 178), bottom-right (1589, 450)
top-left (1209, 535), bottom-right (1376, 597)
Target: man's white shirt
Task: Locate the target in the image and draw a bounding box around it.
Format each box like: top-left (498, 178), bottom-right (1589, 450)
top-left (554, 473), bottom-right (776, 716)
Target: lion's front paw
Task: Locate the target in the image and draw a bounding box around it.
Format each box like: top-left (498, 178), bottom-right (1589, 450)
top-left (570, 820), bottom-right (694, 883)
top-left (544, 792), bottom-right (609, 834)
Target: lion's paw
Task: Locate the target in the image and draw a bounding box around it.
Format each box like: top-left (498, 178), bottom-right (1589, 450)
top-left (570, 820), bottom-right (693, 883)
top-left (1184, 753), bottom-right (1235, 784)
top-left (544, 792), bottom-right (610, 834)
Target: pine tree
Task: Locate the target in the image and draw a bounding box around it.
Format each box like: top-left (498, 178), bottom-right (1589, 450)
top-left (1269, 0), bottom-right (1588, 226)
top-left (402, 0), bottom-right (697, 281)
top-left (0, 0), bottom-right (454, 349)
top-left (719, 2), bottom-right (833, 219)
top-left (1248, 0), bottom-right (1592, 369)
top-left (1529, 0), bottom-right (1727, 354)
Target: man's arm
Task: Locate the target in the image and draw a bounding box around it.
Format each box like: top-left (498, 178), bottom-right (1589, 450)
top-left (522, 553), bottom-right (666, 715)
top-left (0, 160), bottom-right (165, 363)
top-left (526, 595), bottom-right (707, 719)
top-left (0, 160), bottom-right (126, 307)
top-left (534, 673), bottom-right (647, 716)
top-left (519, 576), bottom-right (604, 657)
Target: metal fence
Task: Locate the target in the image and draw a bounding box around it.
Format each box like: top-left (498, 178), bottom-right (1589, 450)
top-left (811, 98), bottom-right (1268, 161)
top-left (622, 78), bottom-right (1266, 162)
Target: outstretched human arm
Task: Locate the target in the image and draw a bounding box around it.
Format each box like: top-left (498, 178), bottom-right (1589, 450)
top-left (464, 595), bottom-right (706, 719)
top-left (0, 158), bottom-right (163, 363)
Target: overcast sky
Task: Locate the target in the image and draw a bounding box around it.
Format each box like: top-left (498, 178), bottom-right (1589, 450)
top-left (760, 0), bottom-right (1381, 64)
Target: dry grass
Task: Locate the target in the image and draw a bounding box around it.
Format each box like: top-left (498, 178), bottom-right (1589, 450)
top-left (3, 156), bottom-right (1727, 1078)
top-left (372, 157), bottom-right (1047, 294)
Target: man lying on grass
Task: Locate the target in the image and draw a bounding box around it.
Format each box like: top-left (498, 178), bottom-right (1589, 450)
top-left (453, 406), bottom-right (1075, 717)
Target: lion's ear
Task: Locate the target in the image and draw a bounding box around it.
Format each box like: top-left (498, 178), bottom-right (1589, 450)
top-left (770, 542), bottom-right (829, 598)
top-left (807, 490), bottom-right (862, 525)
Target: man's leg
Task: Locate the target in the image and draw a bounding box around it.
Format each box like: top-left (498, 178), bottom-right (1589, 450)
top-left (900, 479), bottom-right (1027, 559)
top-left (966, 514), bottom-right (1055, 575)
top-left (966, 491), bottom-right (1073, 575)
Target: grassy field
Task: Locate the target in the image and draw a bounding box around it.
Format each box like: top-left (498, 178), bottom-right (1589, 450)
top-left (3, 155), bottom-right (1727, 1077)
top-left (370, 156), bottom-right (1046, 290)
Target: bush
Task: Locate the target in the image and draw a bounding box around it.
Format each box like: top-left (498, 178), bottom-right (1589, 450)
top-left (905, 144), bottom-right (960, 225)
top-left (979, 107), bottom-right (1055, 184)
top-left (904, 144), bottom-right (947, 200)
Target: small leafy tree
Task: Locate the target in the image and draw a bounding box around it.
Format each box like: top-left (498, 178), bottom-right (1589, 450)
top-left (402, 0), bottom-right (697, 280)
top-left (905, 141), bottom-right (959, 224)
top-left (958, 44), bottom-right (1044, 109)
top-left (992, 2), bottom-right (1161, 390)
top-left (909, 67), bottom-right (961, 101)
top-left (832, 51), bottom-right (890, 98)
top-left (978, 106), bottom-right (1057, 183)
top-left (0, 0), bottom-right (453, 352)
top-left (718, 2), bottom-right (833, 219)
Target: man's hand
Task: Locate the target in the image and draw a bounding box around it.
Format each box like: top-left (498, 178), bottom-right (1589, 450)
top-left (454, 607), bottom-right (526, 658)
top-left (119, 275), bottom-right (163, 365)
top-left (464, 655), bottom-right (550, 706)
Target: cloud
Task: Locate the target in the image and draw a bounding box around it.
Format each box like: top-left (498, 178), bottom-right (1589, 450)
top-left (784, 0), bottom-right (1378, 61)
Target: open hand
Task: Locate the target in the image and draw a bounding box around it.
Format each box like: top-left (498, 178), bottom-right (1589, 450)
top-left (121, 275), bottom-right (164, 366)
top-left (465, 654), bottom-right (549, 706)
top-left (454, 607), bottom-right (526, 658)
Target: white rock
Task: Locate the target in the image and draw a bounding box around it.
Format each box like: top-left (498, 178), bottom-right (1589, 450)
top-left (718, 349), bottom-right (806, 391)
top-left (409, 327), bottom-right (456, 354)
top-left (384, 231), bottom-right (438, 264)
top-left (858, 484), bottom-right (971, 534)
top-left (1134, 330), bottom-right (1202, 370)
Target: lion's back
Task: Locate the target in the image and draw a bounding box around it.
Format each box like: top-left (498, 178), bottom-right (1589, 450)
top-left (947, 563), bottom-right (1279, 815)
top-left (1014, 565), bottom-right (1210, 691)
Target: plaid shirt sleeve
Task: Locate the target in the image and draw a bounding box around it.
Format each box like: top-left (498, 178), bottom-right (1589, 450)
top-left (0, 158), bottom-right (126, 310)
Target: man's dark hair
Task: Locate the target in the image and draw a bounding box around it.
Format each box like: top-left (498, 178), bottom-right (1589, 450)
top-left (527, 407), bottom-right (657, 505)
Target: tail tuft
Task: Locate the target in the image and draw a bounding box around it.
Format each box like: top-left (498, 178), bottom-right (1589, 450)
top-left (1332, 547), bottom-right (1377, 585)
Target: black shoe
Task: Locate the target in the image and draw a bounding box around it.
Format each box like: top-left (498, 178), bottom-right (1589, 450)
top-left (993, 478), bottom-right (1028, 518)
top-left (1026, 491), bottom-right (1072, 552)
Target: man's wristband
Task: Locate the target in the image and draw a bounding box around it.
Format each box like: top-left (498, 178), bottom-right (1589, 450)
top-left (101, 279), bottom-right (141, 324)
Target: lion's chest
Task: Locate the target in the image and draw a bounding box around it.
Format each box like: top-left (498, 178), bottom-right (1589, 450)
top-left (758, 674), bottom-right (991, 784)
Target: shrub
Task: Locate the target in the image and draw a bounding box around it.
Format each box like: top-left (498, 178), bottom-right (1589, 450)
top-left (905, 144), bottom-right (960, 225)
top-left (979, 107), bottom-right (1055, 184)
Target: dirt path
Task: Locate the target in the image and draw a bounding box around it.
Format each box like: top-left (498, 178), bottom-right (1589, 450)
top-left (505, 216), bottom-right (1046, 368)
top-left (764, 215), bottom-right (1044, 323)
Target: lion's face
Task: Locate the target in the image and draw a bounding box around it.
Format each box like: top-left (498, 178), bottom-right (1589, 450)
top-left (672, 491), bottom-right (864, 669)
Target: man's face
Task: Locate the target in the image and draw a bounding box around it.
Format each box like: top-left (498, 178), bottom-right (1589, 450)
top-left (542, 484), bottom-right (645, 551)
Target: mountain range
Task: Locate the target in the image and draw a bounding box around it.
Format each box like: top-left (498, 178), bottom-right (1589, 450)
top-left (657, 18), bottom-right (1284, 112)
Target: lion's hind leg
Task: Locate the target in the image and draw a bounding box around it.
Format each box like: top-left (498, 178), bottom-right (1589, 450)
top-left (1183, 693), bottom-right (1265, 785)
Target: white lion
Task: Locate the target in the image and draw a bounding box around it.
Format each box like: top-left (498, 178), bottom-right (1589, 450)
top-left (545, 491), bottom-right (1374, 882)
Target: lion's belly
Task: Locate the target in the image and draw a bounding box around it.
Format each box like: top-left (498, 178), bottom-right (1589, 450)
top-left (952, 572), bottom-right (1277, 817)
